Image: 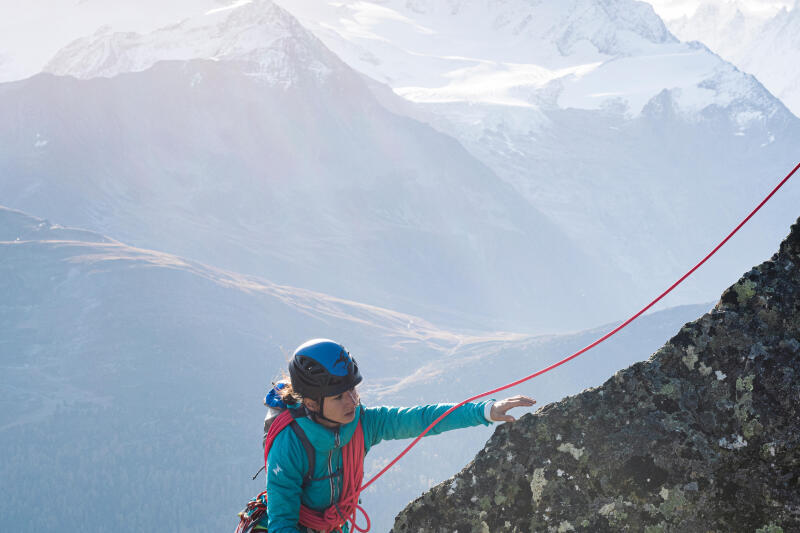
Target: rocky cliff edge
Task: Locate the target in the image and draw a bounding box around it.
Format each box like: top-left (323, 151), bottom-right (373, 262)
top-left (393, 217), bottom-right (800, 533)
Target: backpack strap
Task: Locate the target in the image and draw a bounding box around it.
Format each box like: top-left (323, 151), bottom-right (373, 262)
top-left (253, 407), bottom-right (368, 532)
top-left (263, 406), bottom-right (328, 489)
top-left (287, 409), bottom-right (316, 488)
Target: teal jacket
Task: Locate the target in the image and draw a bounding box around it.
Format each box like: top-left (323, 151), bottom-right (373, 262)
top-left (260, 401), bottom-right (493, 532)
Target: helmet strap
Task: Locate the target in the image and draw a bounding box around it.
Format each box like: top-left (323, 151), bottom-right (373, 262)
top-left (307, 396), bottom-right (342, 427)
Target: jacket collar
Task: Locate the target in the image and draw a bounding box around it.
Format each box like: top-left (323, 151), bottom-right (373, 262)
top-left (289, 403), bottom-right (362, 453)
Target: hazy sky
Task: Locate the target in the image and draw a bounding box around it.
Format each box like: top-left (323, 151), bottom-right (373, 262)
top-left (647, 0), bottom-right (796, 19)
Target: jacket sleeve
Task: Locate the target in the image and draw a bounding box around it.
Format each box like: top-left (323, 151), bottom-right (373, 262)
top-left (361, 401), bottom-right (493, 449)
top-left (264, 428), bottom-right (308, 533)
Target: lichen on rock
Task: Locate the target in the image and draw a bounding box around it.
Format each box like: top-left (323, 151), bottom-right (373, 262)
top-left (392, 217), bottom-right (800, 532)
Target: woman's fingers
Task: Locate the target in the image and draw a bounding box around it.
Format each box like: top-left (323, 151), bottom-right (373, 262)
top-left (499, 396), bottom-right (536, 410)
top-left (490, 395), bottom-right (536, 422)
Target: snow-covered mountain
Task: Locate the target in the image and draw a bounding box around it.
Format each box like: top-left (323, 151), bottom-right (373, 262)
top-left (271, 0), bottom-right (800, 312)
top-left (663, 0), bottom-right (800, 117)
top-left (2, 1), bottom-right (636, 334)
top-left (44, 1), bottom-right (332, 85)
top-left (0, 0), bottom-right (224, 82)
top-left (0, 205), bottom-right (710, 532)
top-left (8, 0), bottom-right (799, 322)
top-left (272, 0), bottom-right (761, 116)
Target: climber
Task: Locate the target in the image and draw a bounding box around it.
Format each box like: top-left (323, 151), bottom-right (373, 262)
top-left (238, 338), bottom-right (535, 533)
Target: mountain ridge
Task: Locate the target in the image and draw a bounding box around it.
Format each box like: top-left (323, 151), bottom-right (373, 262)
top-left (270, 0), bottom-right (800, 317)
top-left (664, 0), bottom-right (800, 117)
top-left (2, 51), bottom-right (631, 332)
top-left (44, 0), bottom-right (339, 86)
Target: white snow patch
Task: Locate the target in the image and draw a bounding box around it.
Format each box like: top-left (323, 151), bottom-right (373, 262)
top-left (715, 370), bottom-right (727, 381)
top-left (348, 2), bottom-right (435, 36)
top-left (735, 110), bottom-right (764, 128)
top-left (559, 45), bottom-right (720, 115)
top-left (206, 0), bottom-right (252, 16)
top-left (396, 60), bottom-right (597, 108)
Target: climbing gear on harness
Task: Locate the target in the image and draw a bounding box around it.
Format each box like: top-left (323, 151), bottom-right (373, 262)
top-left (289, 339), bottom-right (363, 425)
top-left (235, 407), bottom-right (369, 533)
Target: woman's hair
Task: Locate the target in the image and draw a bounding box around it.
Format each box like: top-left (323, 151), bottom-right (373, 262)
top-left (275, 374), bottom-right (303, 406)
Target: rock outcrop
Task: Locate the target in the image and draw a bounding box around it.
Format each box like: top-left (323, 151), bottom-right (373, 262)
top-left (393, 217), bottom-right (800, 533)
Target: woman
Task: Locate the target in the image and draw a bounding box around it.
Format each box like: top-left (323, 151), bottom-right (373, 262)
top-left (252, 338), bottom-right (535, 532)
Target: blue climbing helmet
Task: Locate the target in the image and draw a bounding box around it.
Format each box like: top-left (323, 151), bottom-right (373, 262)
top-left (289, 339), bottom-right (362, 400)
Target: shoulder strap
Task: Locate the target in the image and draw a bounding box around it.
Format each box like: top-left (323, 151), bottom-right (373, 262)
top-left (263, 408), bottom-right (316, 488)
top-left (287, 409), bottom-right (316, 488)
top-left (265, 407), bottom-right (366, 491)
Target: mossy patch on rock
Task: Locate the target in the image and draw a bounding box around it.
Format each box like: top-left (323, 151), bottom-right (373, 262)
top-left (733, 279), bottom-right (757, 304)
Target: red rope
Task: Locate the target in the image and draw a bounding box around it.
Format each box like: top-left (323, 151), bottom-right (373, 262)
top-left (262, 410), bottom-right (367, 532)
top-left (328, 419), bottom-right (370, 533)
top-left (359, 160), bottom-right (800, 495)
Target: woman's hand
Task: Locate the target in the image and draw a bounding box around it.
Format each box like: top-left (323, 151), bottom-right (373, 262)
top-left (489, 395), bottom-right (536, 422)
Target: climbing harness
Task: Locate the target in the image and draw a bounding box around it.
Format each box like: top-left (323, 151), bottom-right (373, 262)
top-left (236, 408), bottom-right (370, 533)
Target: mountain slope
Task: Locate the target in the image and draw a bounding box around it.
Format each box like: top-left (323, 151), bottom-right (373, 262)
top-left (393, 216), bottom-right (800, 531)
top-left (273, 0), bottom-right (800, 313)
top-left (0, 205), bottom-right (711, 532)
top-left (21, 0), bottom-right (800, 325)
top-left (0, 204), bottom-right (514, 531)
top-left (0, 6), bottom-right (628, 333)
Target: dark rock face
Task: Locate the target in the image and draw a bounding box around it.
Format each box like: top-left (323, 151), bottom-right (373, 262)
top-left (393, 218), bottom-right (800, 533)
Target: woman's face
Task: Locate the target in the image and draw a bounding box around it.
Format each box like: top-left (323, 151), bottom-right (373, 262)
top-left (312, 388), bottom-right (360, 426)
